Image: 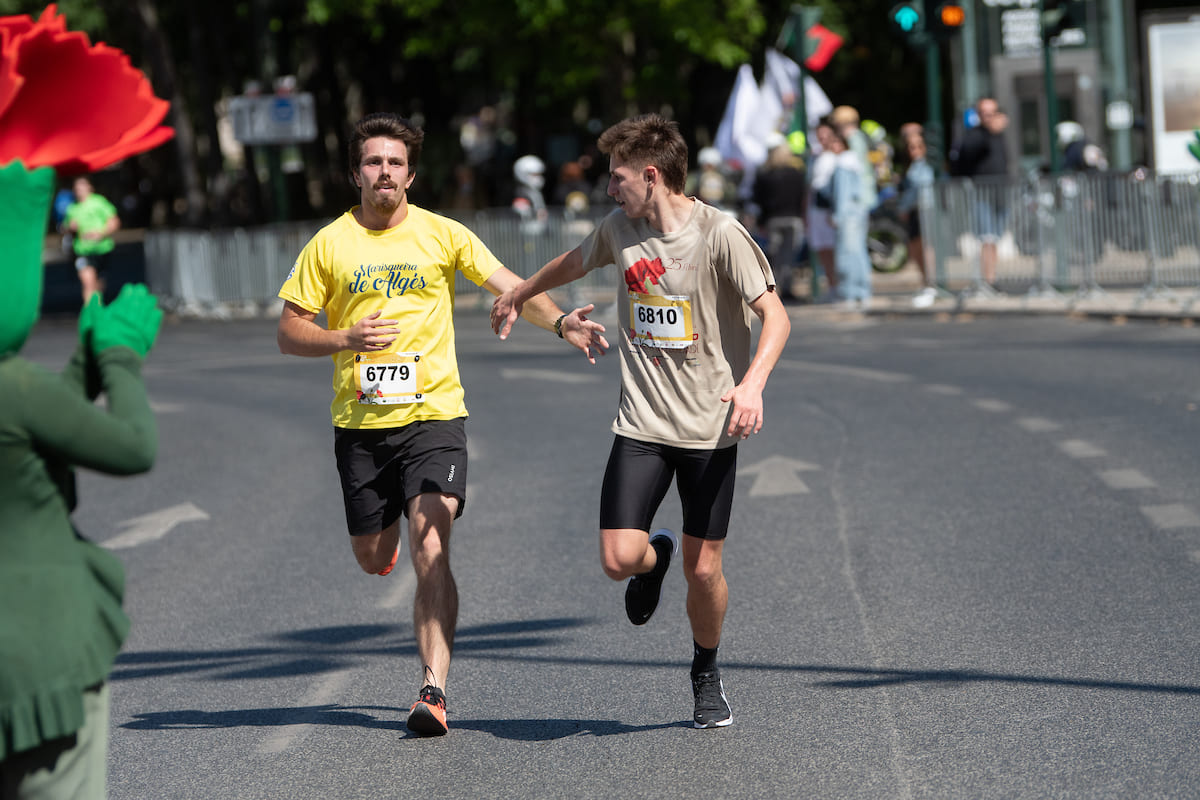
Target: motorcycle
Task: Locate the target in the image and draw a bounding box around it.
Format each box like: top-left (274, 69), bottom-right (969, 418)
top-left (867, 185), bottom-right (909, 273)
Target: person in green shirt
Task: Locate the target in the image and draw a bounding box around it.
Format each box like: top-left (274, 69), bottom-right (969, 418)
top-left (63, 176), bottom-right (120, 305)
top-left (0, 162), bottom-right (161, 800)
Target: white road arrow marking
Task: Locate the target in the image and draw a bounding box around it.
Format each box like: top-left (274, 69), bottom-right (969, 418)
top-left (737, 456), bottom-right (821, 497)
top-left (103, 502), bottom-right (210, 550)
top-left (500, 368), bottom-right (601, 384)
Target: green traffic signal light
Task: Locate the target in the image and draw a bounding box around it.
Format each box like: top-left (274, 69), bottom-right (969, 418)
top-left (890, 3), bottom-right (922, 34)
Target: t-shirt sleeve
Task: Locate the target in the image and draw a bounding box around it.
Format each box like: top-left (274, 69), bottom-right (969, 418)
top-left (278, 232), bottom-right (331, 313)
top-left (451, 222), bottom-right (503, 287)
top-left (710, 215), bottom-right (774, 301)
top-left (578, 211), bottom-right (618, 274)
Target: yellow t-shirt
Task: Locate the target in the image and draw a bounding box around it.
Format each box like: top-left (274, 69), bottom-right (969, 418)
top-left (279, 205), bottom-right (502, 429)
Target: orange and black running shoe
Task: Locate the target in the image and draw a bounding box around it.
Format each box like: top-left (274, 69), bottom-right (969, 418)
top-left (376, 547), bottom-right (400, 576)
top-left (406, 684), bottom-right (448, 736)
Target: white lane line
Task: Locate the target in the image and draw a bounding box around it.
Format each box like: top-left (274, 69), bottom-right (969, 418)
top-left (777, 360), bottom-right (912, 384)
top-left (102, 503), bottom-right (210, 550)
top-left (499, 368), bottom-right (601, 384)
top-left (1017, 416), bottom-right (1062, 432)
top-left (1099, 469), bottom-right (1157, 490)
top-left (256, 669), bottom-right (353, 755)
top-left (1141, 504), bottom-right (1200, 530)
top-left (923, 384), bottom-right (963, 395)
top-left (144, 354), bottom-right (288, 375)
top-left (972, 399), bottom-right (1013, 413)
top-left (1059, 439), bottom-right (1107, 459)
top-left (149, 400), bottom-right (186, 414)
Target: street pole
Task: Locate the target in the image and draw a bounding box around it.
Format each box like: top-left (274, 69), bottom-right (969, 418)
top-left (1041, 0), bottom-right (1061, 173)
top-left (779, 7), bottom-right (820, 298)
top-left (1102, 0), bottom-right (1132, 169)
top-left (922, 0), bottom-right (945, 169)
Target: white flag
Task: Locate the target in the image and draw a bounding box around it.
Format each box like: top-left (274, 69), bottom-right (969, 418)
top-left (714, 63), bottom-right (766, 168)
top-left (764, 48), bottom-right (833, 136)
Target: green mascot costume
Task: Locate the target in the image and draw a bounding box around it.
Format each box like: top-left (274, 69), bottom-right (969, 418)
top-left (0, 5), bottom-right (173, 798)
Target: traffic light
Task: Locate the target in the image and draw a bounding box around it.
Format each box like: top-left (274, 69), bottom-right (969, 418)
top-left (930, 3), bottom-right (966, 37)
top-left (1041, 0), bottom-right (1083, 43)
top-left (890, 3), bottom-right (964, 44)
top-left (889, 3), bottom-right (923, 36)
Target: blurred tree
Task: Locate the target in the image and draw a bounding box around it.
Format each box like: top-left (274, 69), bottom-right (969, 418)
top-left (0, 0), bottom-right (940, 225)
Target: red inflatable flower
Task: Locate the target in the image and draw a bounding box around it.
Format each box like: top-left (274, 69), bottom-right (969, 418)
top-left (0, 4), bottom-right (173, 173)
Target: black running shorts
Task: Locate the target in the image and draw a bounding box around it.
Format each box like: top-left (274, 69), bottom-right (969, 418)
top-left (599, 435), bottom-right (737, 541)
top-left (333, 418), bottom-right (467, 536)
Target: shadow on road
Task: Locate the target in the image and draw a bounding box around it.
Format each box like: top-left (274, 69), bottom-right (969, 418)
top-left (123, 704), bottom-right (406, 732)
top-left (113, 615), bottom-right (1200, 739)
top-left (110, 617), bottom-right (595, 681)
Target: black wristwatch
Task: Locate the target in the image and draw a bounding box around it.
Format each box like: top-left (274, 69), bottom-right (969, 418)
top-left (554, 313), bottom-right (567, 338)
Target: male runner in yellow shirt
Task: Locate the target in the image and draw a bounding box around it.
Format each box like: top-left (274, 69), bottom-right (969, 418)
top-left (278, 112), bottom-right (607, 736)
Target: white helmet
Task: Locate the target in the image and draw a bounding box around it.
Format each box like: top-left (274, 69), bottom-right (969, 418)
top-left (697, 147), bottom-right (722, 168)
top-left (1056, 121), bottom-right (1085, 148)
top-left (513, 154), bottom-right (545, 189)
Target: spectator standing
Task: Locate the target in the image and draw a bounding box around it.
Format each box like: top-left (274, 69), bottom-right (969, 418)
top-left (686, 147), bottom-right (738, 212)
top-left (949, 97), bottom-right (1010, 287)
top-left (824, 118), bottom-right (872, 309)
top-left (512, 154), bottom-right (548, 235)
top-left (831, 106), bottom-right (878, 211)
top-left (807, 123), bottom-right (840, 300)
top-left (898, 133), bottom-right (937, 307)
top-left (1057, 121), bottom-right (1108, 172)
top-left (753, 136), bottom-right (807, 302)
top-left (553, 161), bottom-right (593, 206)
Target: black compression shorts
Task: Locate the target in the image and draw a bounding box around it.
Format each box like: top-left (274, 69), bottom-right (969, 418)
top-left (599, 435), bottom-right (737, 541)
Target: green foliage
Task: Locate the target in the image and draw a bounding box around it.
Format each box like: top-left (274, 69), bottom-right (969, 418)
top-left (0, 0), bottom-right (973, 223)
top-left (0, 0), bottom-right (107, 32)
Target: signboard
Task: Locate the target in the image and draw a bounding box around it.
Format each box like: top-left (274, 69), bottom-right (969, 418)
top-left (229, 93), bottom-right (317, 145)
top-left (994, 0), bottom-right (1088, 54)
top-left (1146, 17), bottom-right (1200, 173)
top-left (1001, 9), bottom-right (1041, 54)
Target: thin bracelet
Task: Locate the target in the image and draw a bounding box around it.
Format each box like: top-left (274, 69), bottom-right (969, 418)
top-left (554, 313), bottom-right (567, 338)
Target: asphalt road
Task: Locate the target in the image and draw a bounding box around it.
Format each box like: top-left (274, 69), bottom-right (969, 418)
top-left (21, 307), bottom-right (1200, 799)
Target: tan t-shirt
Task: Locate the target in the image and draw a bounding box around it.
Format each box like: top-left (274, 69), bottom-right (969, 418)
top-left (579, 199), bottom-right (774, 449)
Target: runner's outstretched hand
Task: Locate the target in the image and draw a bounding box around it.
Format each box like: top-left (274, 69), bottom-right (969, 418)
top-left (491, 290), bottom-right (523, 339)
top-left (561, 305), bottom-right (609, 365)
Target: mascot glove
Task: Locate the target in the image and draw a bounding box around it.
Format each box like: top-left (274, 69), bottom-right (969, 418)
top-left (78, 292), bottom-right (101, 347)
top-left (90, 284), bottom-right (162, 358)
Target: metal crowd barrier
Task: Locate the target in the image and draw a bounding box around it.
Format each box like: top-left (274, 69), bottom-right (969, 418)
top-left (145, 171), bottom-right (1200, 317)
top-left (920, 170), bottom-right (1200, 305)
top-left (144, 207), bottom-right (614, 318)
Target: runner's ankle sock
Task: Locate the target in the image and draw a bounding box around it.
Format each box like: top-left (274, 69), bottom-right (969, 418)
top-left (692, 641), bottom-right (718, 676)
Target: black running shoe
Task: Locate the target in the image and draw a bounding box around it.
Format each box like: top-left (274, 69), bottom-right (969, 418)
top-left (624, 528), bottom-right (679, 625)
top-left (691, 668), bottom-right (732, 728)
top-left (406, 684), bottom-right (448, 736)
